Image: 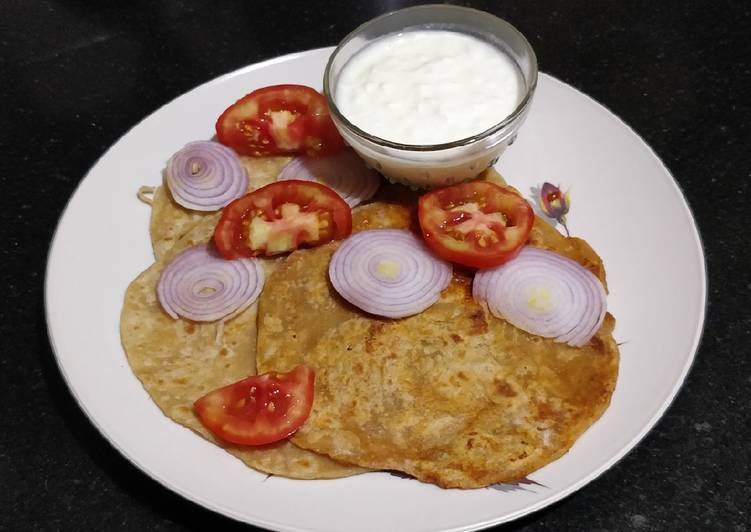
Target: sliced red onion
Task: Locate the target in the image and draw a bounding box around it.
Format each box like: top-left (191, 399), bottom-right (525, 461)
top-left (166, 141), bottom-right (248, 211)
top-left (157, 244), bottom-right (264, 322)
top-left (473, 246), bottom-right (606, 347)
top-left (329, 229), bottom-right (452, 319)
top-left (277, 149), bottom-right (380, 207)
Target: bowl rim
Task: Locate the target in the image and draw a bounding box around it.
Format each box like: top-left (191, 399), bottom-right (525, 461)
top-left (323, 4), bottom-right (539, 153)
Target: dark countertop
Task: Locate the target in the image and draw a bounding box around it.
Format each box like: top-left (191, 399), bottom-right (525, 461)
top-left (1, 1), bottom-right (748, 530)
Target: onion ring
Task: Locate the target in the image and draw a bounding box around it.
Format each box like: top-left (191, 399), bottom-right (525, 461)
top-left (277, 149), bottom-right (380, 207)
top-left (157, 244), bottom-right (264, 322)
top-left (329, 229), bottom-right (452, 319)
top-left (473, 246), bottom-right (606, 347)
top-left (165, 141), bottom-right (248, 211)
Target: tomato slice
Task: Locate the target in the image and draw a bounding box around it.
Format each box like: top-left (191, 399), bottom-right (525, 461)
top-left (216, 84), bottom-right (344, 157)
top-left (193, 365), bottom-right (315, 446)
top-left (418, 181), bottom-right (534, 269)
top-left (214, 180), bottom-right (352, 259)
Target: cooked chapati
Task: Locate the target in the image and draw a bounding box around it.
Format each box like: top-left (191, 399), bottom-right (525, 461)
top-left (256, 205), bottom-right (618, 488)
top-left (121, 214), bottom-right (362, 479)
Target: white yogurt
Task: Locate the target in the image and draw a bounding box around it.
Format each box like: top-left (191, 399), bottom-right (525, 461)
top-left (335, 30), bottom-right (523, 146)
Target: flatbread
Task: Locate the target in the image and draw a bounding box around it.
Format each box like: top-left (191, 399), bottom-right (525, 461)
top-left (121, 215), bottom-right (362, 479)
top-left (257, 205), bottom-right (618, 488)
top-left (149, 155), bottom-right (291, 260)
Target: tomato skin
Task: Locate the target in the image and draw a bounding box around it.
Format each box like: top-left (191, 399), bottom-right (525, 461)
top-left (193, 366), bottom-right (315, 446)
top-left (418, 181), bottom-right (534, 269)
top-left (216, 84), bottom-right (344, 157)
top-left (214, 180), bottom-right (352, 259)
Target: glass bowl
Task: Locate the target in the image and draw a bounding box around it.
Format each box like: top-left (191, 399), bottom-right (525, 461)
top-left (323, 4), bottom-right (538, 188)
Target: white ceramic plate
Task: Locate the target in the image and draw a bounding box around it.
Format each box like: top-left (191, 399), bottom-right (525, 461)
top-left (45, 48), bottom-right (706, 532)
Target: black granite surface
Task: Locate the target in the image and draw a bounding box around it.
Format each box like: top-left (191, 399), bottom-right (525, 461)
top-left (1, 0), bottom-right (749, 530)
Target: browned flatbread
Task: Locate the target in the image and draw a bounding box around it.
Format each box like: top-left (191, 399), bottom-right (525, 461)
top-left (121, 212), bottom-right (362, 479)
top-left (257, 203), bottom-right (618, 488)
top-left (149, 155), bottom-right (291, 260)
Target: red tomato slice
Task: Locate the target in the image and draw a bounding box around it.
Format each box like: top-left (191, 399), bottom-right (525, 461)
top-left (193, 365), bottom-right (315, 446)
top-left (214, 180), bottom-right (352, 259)
top-left (216, 84), bottom-right (344, 157)
top-left (418, 181), bottom-right (534, 269)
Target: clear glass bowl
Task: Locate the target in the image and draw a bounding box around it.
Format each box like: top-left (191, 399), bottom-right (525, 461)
top-left (324, 4), bottom-right (538, 188)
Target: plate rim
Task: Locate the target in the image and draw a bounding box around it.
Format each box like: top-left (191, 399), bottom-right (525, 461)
top-left (44, 46), bottom-right (707, 532)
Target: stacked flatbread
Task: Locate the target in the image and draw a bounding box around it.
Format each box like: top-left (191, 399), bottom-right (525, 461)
top-left (121, 156), bottom-right (362, 479)
top-left (120, 156), bottom-right (618, 487)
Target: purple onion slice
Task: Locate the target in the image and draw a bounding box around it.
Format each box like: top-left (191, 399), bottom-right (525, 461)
top-left (277, 149), bottom-right (380, 207)
top-left (157, 244), bottom-right (264, 322)
top-left (329, 229), bottom-right (452, 319)
top-left (165, 141), bottom-right (248, 211)
top-left (473, 246), bottom-right (606, 347)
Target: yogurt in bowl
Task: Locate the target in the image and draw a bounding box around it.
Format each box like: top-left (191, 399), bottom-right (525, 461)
top-left (324, 5), bottom-right (537, 188)
top-left (336, 30), bottom-right (523, 146)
